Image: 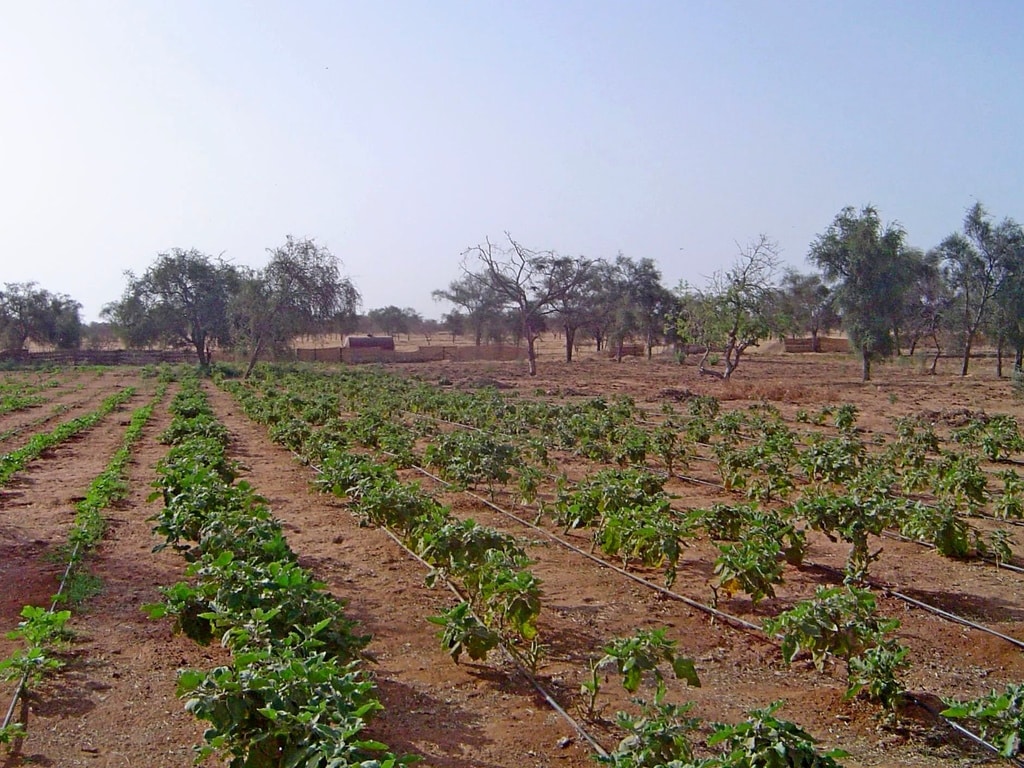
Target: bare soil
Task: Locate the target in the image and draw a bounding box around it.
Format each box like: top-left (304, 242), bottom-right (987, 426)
top-left (1, 351), bottom-right (1023, 767)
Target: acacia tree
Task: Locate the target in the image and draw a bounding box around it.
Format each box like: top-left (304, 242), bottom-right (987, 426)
top-left (899, 250), bottom-right (951, 374)
top-left (809, 206), bottom-right (914, 381)
top-left (548, 257), bottom-right (605, 362)
top-left (612, 256), bottom-right (676, 360)
top-left (231, 236), bottom-right (360, 378)
top-left (432, 275), bottom-right (505, 346)
top-left (0, 282), bottom-right (82, 351)
top-left (103, 249), bottom-right (237, 366)
top-left (936, 203), bottom-right (1023, 376)
top-left (459, 234), bottom-right (593, 375)
top-left (675, 236), bottom-right (780, 380)
top-left (990, 244), bottom-right (1024, 376)
top-left (775, 270), bottom-right (839, 351)
top-left (367, 305), bottom-right (421, 338)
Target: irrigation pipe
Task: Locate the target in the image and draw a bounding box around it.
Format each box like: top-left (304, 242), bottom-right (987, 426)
top-left (372, 522), bottom-right (610, 760)
top-left (904, 692), bottom-right (1024, 768)
top-left (400, 461), bottom-right (1024, 767)
top-left (0, 539), bottom-right (82, 732)
top-left (244, 380), bottom-right (1024, 766)
top-left (301, 453), bottom-right (611, 759)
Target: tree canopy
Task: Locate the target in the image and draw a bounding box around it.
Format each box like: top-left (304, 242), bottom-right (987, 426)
top-left (0, 282), bottom-right (82, 351)
top-left (809, 206), bottom-right (914, 381)
top-left (231, 236), bottom-right (360, 377)
top-left (460, 234), bottom-right (594, 375)
top-left (102, 248), bottom-right (237, 366)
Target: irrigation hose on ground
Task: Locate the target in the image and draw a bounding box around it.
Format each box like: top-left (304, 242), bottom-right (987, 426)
top-left (0, 540), bottom-right (81, 732)
top-left (398, 457), bottom-right (1024, 766)
top-left (266, 386), bottom-right (1024, 765)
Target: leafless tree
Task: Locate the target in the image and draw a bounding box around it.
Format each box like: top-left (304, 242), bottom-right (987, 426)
top-left (460, 233), bottom-right (594, 375)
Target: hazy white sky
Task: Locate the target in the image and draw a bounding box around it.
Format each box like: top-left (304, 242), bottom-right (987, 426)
top-left (2, 1), bottom-right (1022, 321)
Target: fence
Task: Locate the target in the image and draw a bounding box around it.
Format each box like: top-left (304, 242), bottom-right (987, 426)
top-left (0, 349), bottom-right (198, 366)
top-left (294, 344), bottom-right (527, 365)
top-left (782, 337), bottom-right (852, 353)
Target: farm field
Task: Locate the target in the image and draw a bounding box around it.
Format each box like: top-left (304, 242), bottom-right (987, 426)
top-left (1, 352), bottom-right (1024, 767)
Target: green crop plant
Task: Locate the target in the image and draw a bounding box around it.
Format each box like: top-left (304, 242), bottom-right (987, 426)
top-left (427, 602), bottom-right (500, 663)
top-left (993, 470), bottom-right (1024, 519)
top-left (762, 586), bottom-right (899, 673)
top-left (707, 701), bottom-right (849, 767)
top-left (942, 683), bottom-right (1024, 757)
top-left (845, 638), bottom-right (910, 712)
top-left (930, 451), bottom-right (988, 510)
top-left (598, 628), bottom-right (700, 699)
top-left (601, 700), bottom-right (701, 768)
top-left (713, 537), bottom-right (784, 606)
top-left (424, 429), bottom-right (519, 492)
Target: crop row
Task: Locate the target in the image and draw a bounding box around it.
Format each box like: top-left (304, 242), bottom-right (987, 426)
top-left (218, 367), bottom-right (935, 765)
top-left (0, 386), bottom-right (136, 487)
top-left (220, 364), bottom-right (1024, 761)
top-left (145, 375), bottom-right (412, 767)
top-left (1, 384), bottom-right (165, 749)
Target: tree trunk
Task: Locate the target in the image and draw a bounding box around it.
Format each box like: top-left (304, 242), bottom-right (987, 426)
top-left (243, 337), bottom-right (264, 379)
top-left (811, 330), bottom-right (820, 353)
top-left (861, 348), bottom-right (871, 382)
top-left (564, 325), bottom-right (576, 363)
top-left (997, 339), bottom-right (1004, 378)
top-left (527, 335), bottom-right (538, 376)
top-left (697, 345), bottom-right (723, 379)
top-left (193, 339), bottom-right (209, 367)
top-left (960, 337), bottom-right (972, 376)
top-left (927, 332), bottom-right (941, 375)
top-left (1016, 346), bottom-right (1023, 373)
top-left (646, 330), bottom-right (654, 360)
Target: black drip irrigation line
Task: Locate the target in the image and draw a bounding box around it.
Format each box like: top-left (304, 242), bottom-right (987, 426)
top-left (389, 456), bottom-right (1024, 768)
top-left (240, 382), bottom-right (1024, 764)
top-left (0, 539), bottom-right (81, 732)
top-left (880, 528), bottom-right (1024, 575)
top-left (374, 525), bottom-right (610, 759)
top-left (802, 558), bottom-right (1024, 651)
top-left (904, 692), bottom-right (1024, 768)
top-left (303, 455), bottom-right (610, 760)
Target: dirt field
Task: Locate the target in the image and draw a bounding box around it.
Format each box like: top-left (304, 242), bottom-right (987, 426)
top-left (1, 350), bottom-right (1022, 767)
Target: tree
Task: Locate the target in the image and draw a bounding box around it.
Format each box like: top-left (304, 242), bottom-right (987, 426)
top-left (809, 206), bottom-right (914, 381)
top-left (674, 236), bottom-right (780, 380)
top-left (612, 256), bottom-right (676, 360)
top-left (441, 310), bottom-right (465, 342)
top-left (990, 242), bottom-right (1024, 376)
top-left (102, 249), bottom-right (237, 366)
top-left (367, 305), bottom-right (421, 338)
top-left (0, 282), bottom-right (82, 351)
top-left (936, 203), bottom-right (1024, 376)
top-left (547, 256), bottom-right (603, 362)
top-left (775, 270), bottom-right (839, 350)
top-left (432, 275), bottom-right (505, 346)
top-left (231, 236), bottom-right (360, 378)
top-left (898, 250), bottom-right (950, 374)
top-left (458, 234), bottom-right (594, 375)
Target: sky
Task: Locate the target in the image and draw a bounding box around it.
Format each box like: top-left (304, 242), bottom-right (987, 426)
top-left (2, 1), bottom-right (1022, 322)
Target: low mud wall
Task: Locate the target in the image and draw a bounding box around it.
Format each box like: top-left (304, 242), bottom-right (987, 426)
top-left (294, 344), bottom-right (526, 365)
